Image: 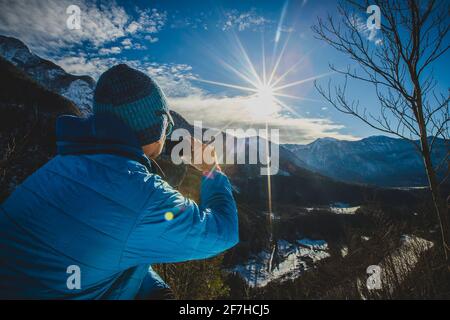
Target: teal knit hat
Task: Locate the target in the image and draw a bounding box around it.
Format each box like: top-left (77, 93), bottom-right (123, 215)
top-left (93, 64), bottom-right (174, 146)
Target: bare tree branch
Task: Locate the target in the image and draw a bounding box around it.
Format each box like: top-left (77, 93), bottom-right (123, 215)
top-left (313, 0), bottom-right (450, 265)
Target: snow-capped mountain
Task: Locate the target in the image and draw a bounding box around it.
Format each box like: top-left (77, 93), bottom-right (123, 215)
top-left (0, 35), bottom-right (95, 114)
top-left (285, 136), bottom-right (448, 187)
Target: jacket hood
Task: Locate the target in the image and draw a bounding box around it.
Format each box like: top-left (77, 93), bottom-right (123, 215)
top-left (56, 113), bottom-right (152, 171)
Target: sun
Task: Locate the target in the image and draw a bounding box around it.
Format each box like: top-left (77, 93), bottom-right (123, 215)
top-left (249, 83), bottom-right (279, 117)
top-left (256, 83), bottom-right (276, 102)
top-left (191, 26), bottom-right (334, 121)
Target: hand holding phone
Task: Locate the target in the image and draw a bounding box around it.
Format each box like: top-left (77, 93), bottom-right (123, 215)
top-left (188, 137), bottom-right (219, 173)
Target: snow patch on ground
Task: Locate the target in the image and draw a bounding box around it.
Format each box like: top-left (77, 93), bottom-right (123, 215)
top-left (231, 238), bottom-right (330, 287)
top-left (297, 238), bottom-right (328, 250)
top-left (329, 202), bottom-right (360, 214)
top-left (356, 235), bottom-right (434, 299)
top-left (303, 203), bottom-right (360, 214)
top-left (262, 212), bottom-right (281, 221)
top-left (340, 246), bottom-right (349, 257)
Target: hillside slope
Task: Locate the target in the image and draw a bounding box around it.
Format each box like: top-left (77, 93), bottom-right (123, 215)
top-left (0, 35), bottom-right (95, 114)
top-left (0, 57), bottom-right (80, 200)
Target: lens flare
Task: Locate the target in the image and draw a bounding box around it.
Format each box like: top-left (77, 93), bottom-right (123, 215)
top-left (256, 84), bottom-right (275, 101)
top-left (191, 5), bottom-right (314, 196)
top-left (164, 212), bottom-right (174, 221)
top-left (192, 26), bottom-right (333, 120)
top-left (189, 2), bottom-right (335, 268)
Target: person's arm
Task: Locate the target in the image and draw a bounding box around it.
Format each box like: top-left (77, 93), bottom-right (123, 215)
top-left (119, 141), bottom-right (238, 267)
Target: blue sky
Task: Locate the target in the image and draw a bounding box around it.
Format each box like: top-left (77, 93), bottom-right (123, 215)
top-left (0, 0), bottom-right (448, 143)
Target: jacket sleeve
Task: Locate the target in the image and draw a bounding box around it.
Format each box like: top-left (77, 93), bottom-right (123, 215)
top-left (120, 169), bottom-right (239, 267)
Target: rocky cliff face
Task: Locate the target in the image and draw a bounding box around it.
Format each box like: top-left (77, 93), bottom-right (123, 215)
top-left (0, 35), bottom-right (95, 115)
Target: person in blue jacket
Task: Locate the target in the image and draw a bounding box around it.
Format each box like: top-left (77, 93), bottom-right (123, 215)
top-left (0, 64), bottom-right (239, 299)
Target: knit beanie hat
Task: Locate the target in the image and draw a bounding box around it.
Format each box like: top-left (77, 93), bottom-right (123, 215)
top-left (93, 64), bottom-right (174, 146)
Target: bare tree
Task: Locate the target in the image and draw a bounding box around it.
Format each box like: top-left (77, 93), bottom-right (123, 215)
top-left (312, 0), bottom-right (449, 266)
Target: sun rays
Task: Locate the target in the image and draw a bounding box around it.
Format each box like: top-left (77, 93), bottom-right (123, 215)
top-left (191, 17), bottom-right (331, 121)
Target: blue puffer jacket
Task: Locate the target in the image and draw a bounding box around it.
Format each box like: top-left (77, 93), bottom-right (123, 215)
top-left (0, 114), bottom-right (239, 299)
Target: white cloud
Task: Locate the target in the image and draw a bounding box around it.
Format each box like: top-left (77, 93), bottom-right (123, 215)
top-left (120, 38), bottom-right (148, 50)
top-left (54, 56), bottom-right (199, 97)
top-left (2, 0), bottom-right (354, 144)
top-left (169, 94), bottom-right (358, 144)
top-left (349, 14), bottom-right (382, 44)
top-left (126, 21), bottom-right (140, 34)
top-left (0, 0), bottom-right (129, 55)
top-left (170, 13), bottom-right (209, 30)
top-left (133, 43), bottom-right (147, 50)
top-left (0, 1), bottom-right (165, 57)
top-left (222, 9), bottom-right (272, 31)
top-left (55, 56), bottom-right (120, 77)
top-left (0, 1), bottom-right (358, 143)
top-left (53, 53), bottom-right (357, 144)
top-left (144, 35), bottom-right (159, 43)
top-left (121, 38), bottom-right (132, 48)
top-left (99, 46), bottom-right (122, 55)
top-left (145, 63), bottom-right (201, 97)
top-left (135, 8), bottom-right (167, 34)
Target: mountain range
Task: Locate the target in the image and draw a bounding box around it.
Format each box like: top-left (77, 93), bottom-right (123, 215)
top-left (285, 136), bottom-right (448, 187)
top-left (0, 35), bottom-right (95, 114)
